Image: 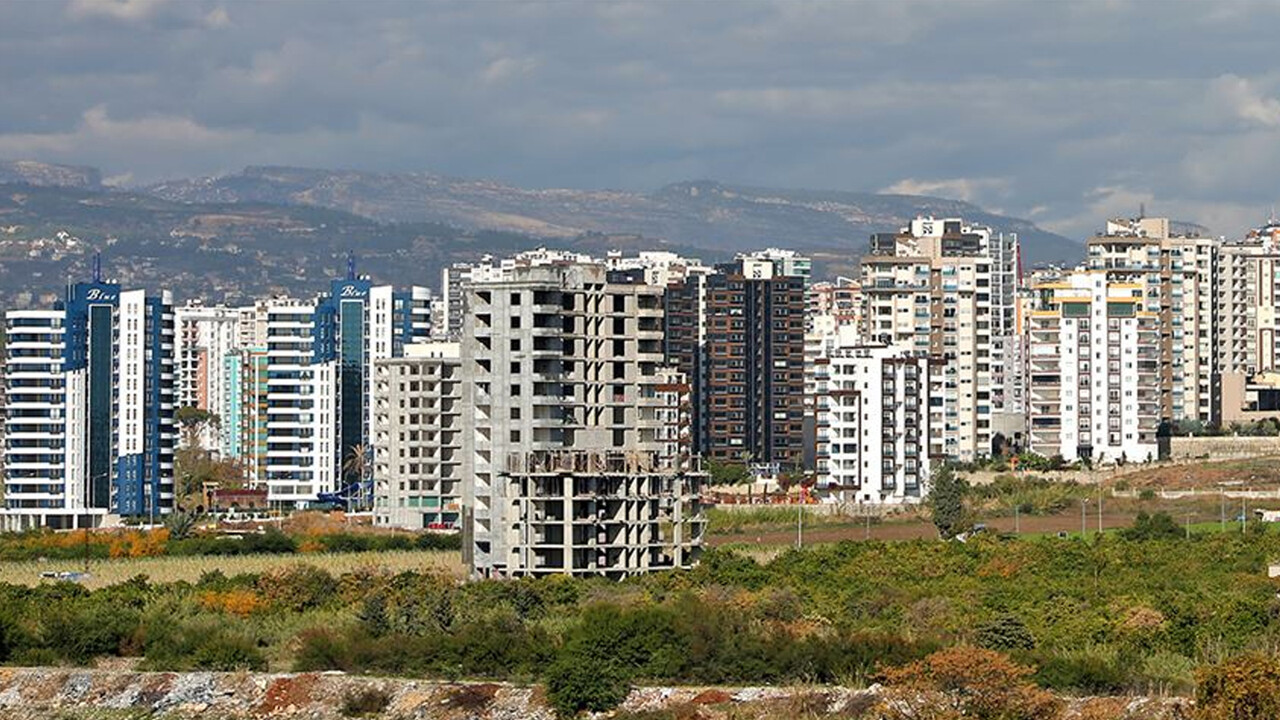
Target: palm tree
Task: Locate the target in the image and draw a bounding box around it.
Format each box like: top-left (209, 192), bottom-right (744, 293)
top-left (342, 444), bottom-right (374, 510)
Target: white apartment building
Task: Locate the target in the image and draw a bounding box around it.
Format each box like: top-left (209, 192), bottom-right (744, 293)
top-left (1028, 271), bottom-right (1161, 463)
top-left (812, 340), bottom-right (934, 503)
top-left (3, 277), bottom-right (176, 529)
top-left (372, 342), bottom-right (463, 530)
top-left (175, 302), bottom-right (267, 452)
top-left (1086, 216), bottom-right (1216, 426)
top-left (264, 275), bottom-right (432, 508)
top-left (461, 263), bottom-right (705, 579)
top-left (861, 217), bottom-right (1021, 461)
top-left (1215, 220), bottom-right (1280, 423)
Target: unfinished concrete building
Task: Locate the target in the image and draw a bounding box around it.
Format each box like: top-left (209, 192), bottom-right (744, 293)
top-left (372, 342), bottom-right (463, 530)
top-left (460, 263), bottom-right (705, 579)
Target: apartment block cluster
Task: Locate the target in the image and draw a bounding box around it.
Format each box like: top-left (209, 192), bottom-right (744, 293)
top-left (7, 213), bottom-right (1280, 574)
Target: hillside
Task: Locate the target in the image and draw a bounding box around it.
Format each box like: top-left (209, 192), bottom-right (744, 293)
top-left (0, 183), bottom-right (628, 308)
top-left (147, 166), bottom-right (1082, 266)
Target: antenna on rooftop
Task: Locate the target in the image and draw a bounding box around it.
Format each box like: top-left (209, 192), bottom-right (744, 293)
top-left (346, 250), bottom-right (356, 280)
top-left (1139, 202), bottom-right (1146, 219)
top-left (1270, 204), bottom-right (1277, 224)
top-left (92, 252), bottom-right (102, 283)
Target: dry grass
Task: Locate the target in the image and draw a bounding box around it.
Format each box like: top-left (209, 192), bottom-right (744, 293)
top-left (0, 549), bottom-right (464, 589)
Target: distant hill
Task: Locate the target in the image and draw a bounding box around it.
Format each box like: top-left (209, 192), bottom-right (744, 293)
top-left (0, 183), bottom-right (655, 309)
top-left (0, 160), bottom-right (1090, 309)
top-left (0, 160), bottom-right (101, 190)
top-left (146, 166), bottom-right (1082, 267)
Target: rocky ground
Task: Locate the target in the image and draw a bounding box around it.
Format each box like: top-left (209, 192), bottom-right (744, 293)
top-left (0, 667), bottom-right (1191, 719)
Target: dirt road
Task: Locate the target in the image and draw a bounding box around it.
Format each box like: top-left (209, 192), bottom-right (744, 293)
top-left (710, 508), bottom-right (1226, 546)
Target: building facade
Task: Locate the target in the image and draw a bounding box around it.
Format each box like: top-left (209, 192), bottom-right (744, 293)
top-left (460, 263), bottom-right (705, 579)
top-left (812, 340), bottom-right (934, 503)
top-left (861, 217), bottom-right (1021, 461)
top-left (264, 274), bottom-right (432, 507)
top-left (1028, 271), bottom-right (1162, 463)
top-left (372, 342), bottom-right (463, 530)
top-left (702, 255), bottom-right (808, 468)
top-left (2, 277), bottom-right (175, 529)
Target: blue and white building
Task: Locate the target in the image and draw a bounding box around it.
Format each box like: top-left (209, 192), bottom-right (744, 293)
top-left (265, 267), bottom-right (432, 508)
top-left (2, 273), bottom-right (175, 529)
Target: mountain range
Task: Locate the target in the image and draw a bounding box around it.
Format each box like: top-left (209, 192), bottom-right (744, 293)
top-left (0, 160), bottom-right (1086, 309)
top-left (146, 165), bottom-right (1080, 265)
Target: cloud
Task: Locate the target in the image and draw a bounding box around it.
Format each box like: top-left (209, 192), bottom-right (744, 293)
top-left (480, 56), bottom-right (539, 85)
top-left (1209, 74), bottom-right (1280, 128)
top-left (66, 0), bottom-right (169, 22)
top-left (881, 177), bottom-right (1011, 204)
top-left (203, 6), bottom-right (230, 29)
top-left (4, 1), bottom-right (1280, 242)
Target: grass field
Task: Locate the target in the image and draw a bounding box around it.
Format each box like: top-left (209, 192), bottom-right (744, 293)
top-left (0, 549), bottom-right (464, 589)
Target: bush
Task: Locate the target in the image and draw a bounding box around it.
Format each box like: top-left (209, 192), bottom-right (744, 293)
top-left (190, 632), bottom-right (266, 671)
top-left (1121, 511), bottom-right (1183, 541)
top-left (976, 614), bottom-right (1036, 651)
top-left (1195, 654), bottom-right (1280, 720)
top-left (256, 565), bottom-right (337, 612)
top-left (293, 627), bottom-right (354, 672)
top-left (545, 651), bottom-right (631, 718)
top-left (141, 615), bottom-right (265, 671)
top-left (879, 646), bottom-right (1062, 720)
top-left (1033, 650), bottom-right (1129, 694)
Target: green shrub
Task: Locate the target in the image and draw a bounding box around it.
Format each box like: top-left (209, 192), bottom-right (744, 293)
top-left (190, 632), bottom-right (266, 671)
top-left (293, 627), bottom-right (354, 672)
top-left (977, 614), bottom-right (1036, 651)
top-left (1122, 511), bottom-right (1183, 541)
top-left (545, 652), bottom-right (631, 717)
top-left (1033, 650), bottom-right (1129, 693)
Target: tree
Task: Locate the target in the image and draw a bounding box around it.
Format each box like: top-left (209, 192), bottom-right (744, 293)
top-left (1120, 511), bottom-right (1182, 541)
top-left (1195, 654), bottom-right (1280, 720)
top-left (175, 406), bottom-right (220, 449)
top-left (878, 646), bottom-right (1062, 720)
top-left (928, 465), bottom-right (969, 540)
top-left (342, 444), bottom-right (374, 510)
top-left (163, 511), bottom-right (197, 540)
top-left (706, 458), bottom-right (751, 487)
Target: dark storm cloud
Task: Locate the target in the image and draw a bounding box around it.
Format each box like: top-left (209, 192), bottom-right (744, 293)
top-left (2, 0), bottom-right (1279, 238)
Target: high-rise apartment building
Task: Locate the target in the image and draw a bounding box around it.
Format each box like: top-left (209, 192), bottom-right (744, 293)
top-left (1086, 216), bottom-right (1216, 426)
top-left (222, 347), bottom-right (269, 485)
top-left (861, 217), bottom-right (1021, 461)
top-left (1214, 220), bottom-right (1280, 423)
top-left (372, 342), bottom-right (463, 530)
top-left (701, 255), bottom-right (808, 468)
top-left (264, 272), bottom-right (431, 507)
top-left (461, 263), bottom-right (704, 579)
top-left (2, 275), bottom-right (175, 529)
top-left (812, 338), bottom-right (935, 503)
top-left (175, 301), bottom-right (267, 452)
top-left (1028, 271), bottom-right (1162, 463)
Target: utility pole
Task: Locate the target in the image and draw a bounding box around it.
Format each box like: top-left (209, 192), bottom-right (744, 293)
top-left (1097, 484), bottom-right (1103, 534)
top-left (1081, 499), bottom-right (1088, 538)
top-left (1221, 491), bottom-right (1226, 532)
top-left (1014, 504), bottom-right (1020, 534)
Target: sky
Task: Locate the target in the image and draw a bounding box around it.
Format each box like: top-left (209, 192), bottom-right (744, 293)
top-left (2, 0), bottom-right (1279, 239)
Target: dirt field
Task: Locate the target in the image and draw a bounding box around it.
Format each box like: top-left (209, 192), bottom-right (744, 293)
top-left (1118, 456), bottom-right (1280, 489)
top-left (710, 503), bottom-right (1230, 546)
top-left (0, 549), bottom-right (464, 589)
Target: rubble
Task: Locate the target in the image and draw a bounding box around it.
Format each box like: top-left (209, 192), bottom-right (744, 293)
top-left (0, 667), bottom-right (1194, 719)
